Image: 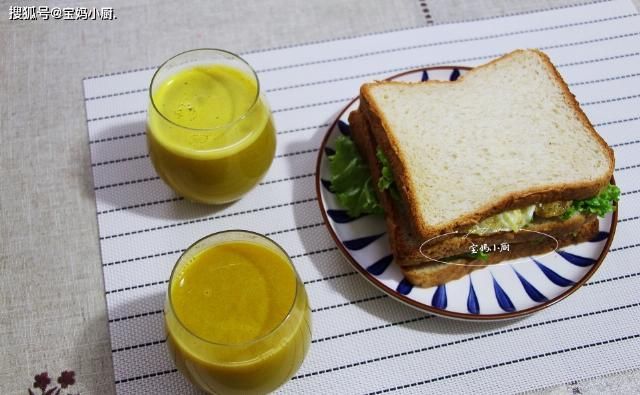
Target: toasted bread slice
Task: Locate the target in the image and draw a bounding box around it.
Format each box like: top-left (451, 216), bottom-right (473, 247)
top-left (402, 215), bottom-right (599, 288)
top-left (349, 108), bottom-right (416, 262)
top-left (349, 108), bottom-right (595, 265)
top-left (360, 49), bottom-right (614, 240)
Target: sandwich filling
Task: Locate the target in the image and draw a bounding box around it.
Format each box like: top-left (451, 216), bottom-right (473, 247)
top-left (375, 148), bottom-right (400, 201)
top-left (467, 183), bottom-right (619, 235)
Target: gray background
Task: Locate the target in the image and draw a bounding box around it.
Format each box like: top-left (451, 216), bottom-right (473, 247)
top-left (1, 1), bottom-right (638, 393)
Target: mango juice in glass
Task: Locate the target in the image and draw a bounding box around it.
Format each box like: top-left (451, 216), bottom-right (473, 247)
top-left (164, 231), bottom-right (312, 394)
top-left (147, 49), bottom-right (276, 204)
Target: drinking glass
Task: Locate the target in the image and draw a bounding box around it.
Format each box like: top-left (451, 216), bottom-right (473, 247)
top-left (147, 49), bottom-right (276, 204)
top-left (164, 230), bottom-right (312, 394)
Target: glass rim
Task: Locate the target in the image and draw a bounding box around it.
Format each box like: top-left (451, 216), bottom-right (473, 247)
top-left (167, 229), bottom-right (301, 348)
top-left (148, 48), bottom-right (261, 132)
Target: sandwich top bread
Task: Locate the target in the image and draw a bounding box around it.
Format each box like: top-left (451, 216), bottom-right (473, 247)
top-left (359, 49), bottom-right (614, 240)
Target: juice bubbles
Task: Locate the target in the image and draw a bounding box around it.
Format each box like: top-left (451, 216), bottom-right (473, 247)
top-left (147, 49), bottom-right (275, 204)
top-left (164, 231), bottom-right (312, 394)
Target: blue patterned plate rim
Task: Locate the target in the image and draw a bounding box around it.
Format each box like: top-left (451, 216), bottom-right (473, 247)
top-left (314, 65), bottom-right (618, 321)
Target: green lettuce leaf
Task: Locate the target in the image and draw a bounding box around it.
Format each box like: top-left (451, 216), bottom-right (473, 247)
top-left (328, 136), bottom-right (383, 217)
top-left (375, 148), bottom-right (401, 201)
top-left (466, 250), bottom-right (490, 261)
top-left (443, 250), bottom-right (490, 262)
top-left (562, 183), bottom-right (620, 219)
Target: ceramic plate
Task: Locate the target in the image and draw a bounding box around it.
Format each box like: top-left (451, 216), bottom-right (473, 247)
top-left (315, 66), bottom-right (617, 320)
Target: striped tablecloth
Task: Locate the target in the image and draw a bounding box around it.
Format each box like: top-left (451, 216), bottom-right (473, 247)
top-left (82, 0), bottom-right (640, 392)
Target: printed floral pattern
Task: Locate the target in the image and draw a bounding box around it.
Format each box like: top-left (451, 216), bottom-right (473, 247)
top-left (29, 370), bottom-right (78, 395)
top-left (33, 373), bottom-right (51, 392)
top-left (57, 371), bottom-right (75, 389)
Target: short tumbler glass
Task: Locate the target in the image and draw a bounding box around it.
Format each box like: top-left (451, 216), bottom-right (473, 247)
top-left (164, 230), bottom-right (312, 394)
top-left (147, 49), bottom-right (276, 204)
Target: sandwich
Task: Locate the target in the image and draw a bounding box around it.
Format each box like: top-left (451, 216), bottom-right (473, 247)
top-left (329, 49), bottom-right (619, 288)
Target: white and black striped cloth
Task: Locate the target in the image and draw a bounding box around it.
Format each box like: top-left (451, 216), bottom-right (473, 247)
top-left (83, 0), bottom-right (640, 393)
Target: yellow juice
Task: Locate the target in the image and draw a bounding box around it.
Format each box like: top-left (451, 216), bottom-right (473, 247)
top-left (147, 61), bottom-right (276, 204)
top-left (165, 232), bottom-right (311, 394)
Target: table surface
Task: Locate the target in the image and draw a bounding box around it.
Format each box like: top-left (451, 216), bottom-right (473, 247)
top-left (2, 1), bottom-right (639, 394)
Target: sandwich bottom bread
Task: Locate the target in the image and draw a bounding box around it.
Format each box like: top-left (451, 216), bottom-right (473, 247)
top-left (348, 108), bottom-right (600, 288)
top-left (403, 219), bottom-right (598, 287)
